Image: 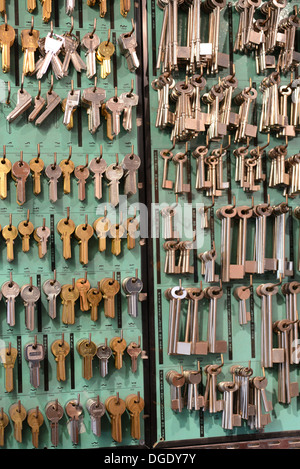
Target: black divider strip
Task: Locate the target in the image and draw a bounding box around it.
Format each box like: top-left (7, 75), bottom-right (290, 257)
top-left (227, 286), bottom-right (233, 361)
top-left (43, 335), bottom-right (49, 392)
top-left (14, 29), bottom-right (19, 87)
top-left (70, 333), bottom-right (75, 389)
top-left (116, 271), bottom-right (122, 329)
top-left (17, 336), bottom-right (22, 394)
top-left (37, 274), bottom-right (42, 332)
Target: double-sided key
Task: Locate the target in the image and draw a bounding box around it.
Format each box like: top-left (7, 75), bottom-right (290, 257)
top-left (1, 279), bottom-right (20, 326)
top-left (89, 156), bottom-right (107, 200)
top-left (45, 161), bottom-right (62, 203)
top-left (65, 399), bottom-right (83, 445)
top-left (77, 338), bottom-right (97, 380)
top-left (43, 278), bottom-right (62, 319)
top-left (0, 345), bottom-right (18, 392)
top-left (27, 408), bottom-right (43, 448)
top-left (121, 151), bottom-right (141, 196)
top-left (9, 402), bottom-right (27, 443)
top-left (86, 398), bottom-right (105, 437)
top-left (45, 400), bottom-right (64, 447)
top-left (51, 338), bottom-right (70, 381)
top-left (105, 163), bottom-right (123, 207)
top-left (96, 343), bottom-right (112, 377)
top-left (34, 223), bottom-right (51, 258)
top-left (122, 276), bottom-right (143, 318)
top-left (60, 283), bottom-right (79, 324)
top-left (82, 86), bottom-right (106, 134)
top-left (97, 38), bottom-right (115, 79)
top-left (20, 282), bottom-right (40, 331)
top-left (24, 342), bottom-right (44, 388)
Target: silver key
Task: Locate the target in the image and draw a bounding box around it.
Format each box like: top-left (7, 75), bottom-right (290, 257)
top-left (122, 277), bottom-right (143, 318)
top-left (81, 32), bottom-right (101, 79)
top-left (36, 33), bottom-right (65, 80)
top-left (86, 398), bottom-right (105, 437)
top-left (96, 343), bottom-right (112, 377)
top-left (119, 92), bottom-right (139, 132)
top-left (24, 342), bottom-right (45, 388)
top-left (118, 32), bottom-right (139, 72)
top-left (105, 163), bottom-right (124, 207)
top-left (43, 278), bottom-right (62, 319)
top-left (45, 163), bottom-right (62, 203)
top-left (45, 401), bottom-right (64, 447)
top-left (89, 157), bottom-right (107, 200)
top-left (35, 225), bottom-right (50, 257)
top-left (20, 283), bottom-right (40, 331)
top-left (66, 0), bottom-right (75, 15)
top-left (35, 89), bottom-right (61, 126)
top-left (121, 152), bottom-right (141, 196)
top-left (62, 35), bottom-right (87, 76)
top-left (7, 88), bottom-right (32, 123)
top-left (105, 96), bottom-right (125, 137)
top-left (65, 399), bottom-right (83, 445)
top-left (28, 93), bottom-right (46, 122)
top-left (63, 88), bottom-right (80, 128)
top-left (1, 281), bottom-right (19, 327)
top-left (82, 86), bottom-right (106, 134)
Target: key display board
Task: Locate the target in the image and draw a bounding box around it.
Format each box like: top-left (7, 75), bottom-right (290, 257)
top-left (145, 0), bottom-right (300, 447)
top-left (0, 0), bottom-right (149, 449)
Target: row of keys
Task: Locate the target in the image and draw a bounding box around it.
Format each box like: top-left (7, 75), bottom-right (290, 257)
top-left (0, 392), bottom-right (143, 447)
top-left (0, 273), bottom-right (144, 327)
top-left (167, 362), bottom-right (272, 432)
top-left (0, 334), bottom-right (145, 392)
top-left (0, 17), bottom-right (139, 77)
top-left (0, 148), bottom-right (141, 204)
top-left (6, 77), bottom-right (139, 137)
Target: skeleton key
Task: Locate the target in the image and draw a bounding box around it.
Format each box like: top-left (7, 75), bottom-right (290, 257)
top-left (173, 152), bottom-right (191, 194)
top-left (51, 338), bottom-right (70, 381)
top-left (75, 220), bottom-right (94, 265)
top-left (121, 152), bottom-right (141, 196)
top-left (34, 224), bottom-right (51, 258)
top-left (0, 20), bottom-right (15, 73)
top-left (1, 279), bottom-right (20, 326)
top-left (86, 398), bottom-right (105, 437)
top-left (105, 163), bottom-right (124, 207)
top-left (160, 149), bottom-right (173, 190)
top-left (45, 401), bottom-right (64, 448)
top-left (65, 399), bottom-right (83, 445)
top-left (77, 338), bottom-right (97, 380)
top-left (60, 283), bottom-right (79, 325)
top-left (43, 278), bottom-right (62, 319)
top-left (9, 402), bottom-right (27, 443)
top-left (24, 342), bottom-right (45, 389)
top-left (57, 214), bottom-right (76, 259)
top-left (45, 161), bottom-right (62, 203)
top-left (20, 283), bottom-right (40, 331)
top-left (125, 394), bottom-right (144, 441)
top-left (0, 346), bottom-right (18, 392)
top-left (74, 162), bottom-right (89, 201)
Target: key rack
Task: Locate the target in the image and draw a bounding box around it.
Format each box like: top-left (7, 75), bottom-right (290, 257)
top-left (0, 0), bottom-right (299, 451)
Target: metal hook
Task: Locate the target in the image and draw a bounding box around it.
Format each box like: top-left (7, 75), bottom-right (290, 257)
top-left (29, 16), bottom-right (34, 35)
top-left (9, 213), bottom-right (12, 229)
top-left (127, 79), bottom-right (134, 97)
top-left (6, 81), bottom-right (10, 105)
top-left (4, 13), bottom-right (7, 31)
top-left (204, 194), bottom-right (215, 212)
top-left (2, 145), bottom-right (6, 163)
top-left (50, 21), bottom-right (53, 37)
top-left (66, 207), bottom-right (70, 223)
top-left (20, 73), bottom-right (25, 93)
top-left (81, 154), bottom-right (88, 170)
top-left (93, 76), bottom-right (97, 92)
top-left (68, 16), bottom-right (74, 35)
top-left (36, 143), bottom-right (40, 162)
top-left (259, 133), bottom-right (270, 152)
top-left (126, 18), bottom-right (135, 37)
top-left (52, 152), bottom-right (57, 169)
top-left (70, 79), bottom-right (74, 96)
top-left (242, 274), bottom-right (253, 291)
top-left (67, 146), bottom-right (72, 162)
top-left (26, 209), bottom-right (30, 225)
top-left (106, 28), bottom-right (111, 46)
top-left (96, 145), bottom-right (103, 163)
top-left (84, 215), bottom-right (88, 229)
top-left (49, 74), bottom-right (54, 94)
top-left (90, 17), bottom-right (97, 38)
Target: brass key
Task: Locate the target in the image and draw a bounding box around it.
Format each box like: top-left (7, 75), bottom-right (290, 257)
top-left (41, 0), bottom-right (52, 23)
top-left (18, 211), bottom-right (34, 252)
top-left (93, 215), bottom-right (111, 252)
top-left (110, 223), bottom-right (125, 256)
top-left (11, 153), bottom-right (30, 206)
top-left (74, 217), bottom-right (94, 265)
top-left (127, 216), bottom-right (139, 250)
top-left (75, 276), bottom-right (91, 312)
top-left (120, 0), bottom-right (130, 17)
top-left (60, 282), bottom-right (79, 325)
top-left (27, 407), bottom-right (43, 448)
top-left (99, 0), bottom-right (107, 17)
top-left (59, 150), bottom-right (74, 194)
top-left (51, 337), bottom-right (70, 381)
top-left (77, 337), bottom-right (97, 380)
top-left (27, 0), bottom-right (37, 12)
top-left (2, 215), bottom-right (17, 262)
top-left (87, 285), bottom-right (102, 321)
top-left (0, 147), bottom-right (11, 199)
top-left (57, 209), bottom-right (76, 260)
top-left (97, 34), bottom-right (115, 79)
top-left (9, 401), bottom-right (27, 443)
top-left (110, 334), bottom-right (127, 370)
top-left (125, 393), bottom-right (144, 440)
top-left (105, 394), bottom-right (126, 443)
top-left (21, 20), bottom-right (39, 75)
top-left (99, 276), bottom-right (120, 318)
top-left (0, 16), bottom-right (15, 73)
top-left (0, 409), bottom-right (9, 446)
top-left (29, 149), bottom-right (44, 195)
top-left (0, 0), bottom-right (5, 15)
top-left (0, 344), bottom-right (18, 392)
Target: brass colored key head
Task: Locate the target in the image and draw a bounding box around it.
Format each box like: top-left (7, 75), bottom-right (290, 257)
top-left (75, 223), bottom-right (94, 265)
top-left (9, 402), bottom-right (27, 443)
top-left (2, 224), bottom-right (18, 262)
top-left (110, 336), bottom-right (127, 369)
top-left (87, 287), bottom-right (103, 321)
top-left (77, 339), bottom-right (97, 380)
top-left (18, 220), bottom-right (34, 252)
top-left (51, 339), bottom-right (70, 381)
top-left (100, 277), bottom-right (120, 318)
top-left (0, 158), bottom-right (11, 199)
top-left (27, 408), bottom-right (44, 448)
top-left (75, 278), bottom-right (91, 312)
top-left (105, 395), bottom-right (126, 443)
top-left (0, 409), bottom-right (9, 446)
top-left (125, 393), bottom-right (144, 440)
top-left (60, 284), bottom-right (79, 325)
top-left (0, 24), bottom-right (15, 73)
top-left (59, 159), bottom-right (75, 194)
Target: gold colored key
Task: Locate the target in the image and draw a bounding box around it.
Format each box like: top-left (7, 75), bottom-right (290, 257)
top-left (21, 24), bottom-right (39, 75)
top-left (101, 103), bottom-right (113, 141)
top-left (9, 402), bottom-right (27, 443)
top-left (93, 216), bottom-right (111, 252)
top-left (127, 216), bottom-right (139, 250)
top-left (110, 335), bottom-right (127, 370)
top-left (27, 0), bottom-right (37, 12)
top-left (77, 338), bottom-right (97, 380)
top-left (61, 98), bottom-right (76, 131)
top-left (0, 18), bottom-right (15, 73)
top-left (76, 276), bottom-right (91, 312)
top-left (0, 150), bottom-right (11, 199)
top-left (27, 407), bottom-right (44, 448)
top-left (105, 395), bottom-right (126, 443)
top-left (18, 212), bottom-right (34, 252)
top-left (97, 37), bottom-right (115, 79)
top-left (110, 223), bottom-right (125, 256)
top-left (60, 283), bottom-right (79, 325)
top-left (30, 155), bottom-right (44, 196)
top-left (0, 0), bottom-right (5, 15)
top-left (2, 217), bottom-right (17, 262)
top-left (100, 276), bottom-right (120, 318)
top-left (57, 211), bottom-right (76, 260)
top-left (87, 0), bottom-right (96, 5)
top-left (74, 219), bottom-right (94, 265)
top-left (0, 409), bottom-right (9, 446)
top-left (51, 337), bottom-right (70, 381)
top-left (99, 0), bottom-right (107, 17)
top-left (125, 393), bottom-right (144, 440)
top-left (59, 153), bottom-right (74, 194)
top-left (40, 0), bottom-right (52, 23)
top-left (0, 345), bottom-right (18, 392)
top-left (87, 286), bottom-right (102, 321)
top-left (120, 0), bottom-right (131, 17)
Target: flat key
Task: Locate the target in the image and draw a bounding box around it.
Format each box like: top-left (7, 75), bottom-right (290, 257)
top-left (24, 343), bottom-right (44, 388)
top-left (1, 280), bottom-right (20, 327)
top-left (45, 401), bottom-right (64, 447)
top-left (45, 163), bottom-right (62, 203)
top-left (122, 276), bottom-right (143, 318)
top-left (89, 157), bottom-right (107, 200)
top-left (20, 284), bottom-right (40, 331)
top-left (43, 278), bottom-right (62, 319)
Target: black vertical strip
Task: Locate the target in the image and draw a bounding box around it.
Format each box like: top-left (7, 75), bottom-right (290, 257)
top-left (77, 107), bottom-right (83, 148)
top-left (159, 369), bottom-right (165, 440)
top-left (75, 32), bottom-right (82, 89)
top-left (110, 0), bottom-right (115, 29)
top-left (70, 333), bottom-right (75, 389)
top-left (250, 285), bottom-right (255, 358)
top-left (262, 151), bottom-right (268, 204)
top-left (37, 274), bottom-right (42, 332)
top-left (227, 150), bottom-right (232, 205)
top-left (151, 0), bottom-right (157, 77)
top-left (192, 208), bottom-right (198, 284)
top-left (116, 271), bottom-right (122, 329)
top-left (252, 82), bottom-right (258, 147)
top-left (156, 209), bottom-right (161, 285)
top-left (50, 214), bottom-right (56, 272)
top-left (112, 32), bottom-right (118, 89)
top-left (17, 336), bottom-right (22, 394)
top-left (210, 207), bottom-right (215, 250)
top-left (14, 0), bottom-right (19, 26)
top-left (199, 367), bottom-right (204, 438)
top-left (227, 2), bottom-right (234, 75)
top-left (43, 335), bottom-right (49, 392)
top-left (157, 289), bottom-right (163, 365)
top-left (186, 151), bottom-right (192, 204)
top-left (289, 208), bottom-right (295, 279)
top-left (154, 151), bottom-right (161, 284)
top-left (78, 0), bottom-right (83, 28)
top-left (54, 0), bottom-right (59, 28)
top-left (227, 286), bottom-right (233, 361)
top-left (14, 30), bottom-right (19, 87)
